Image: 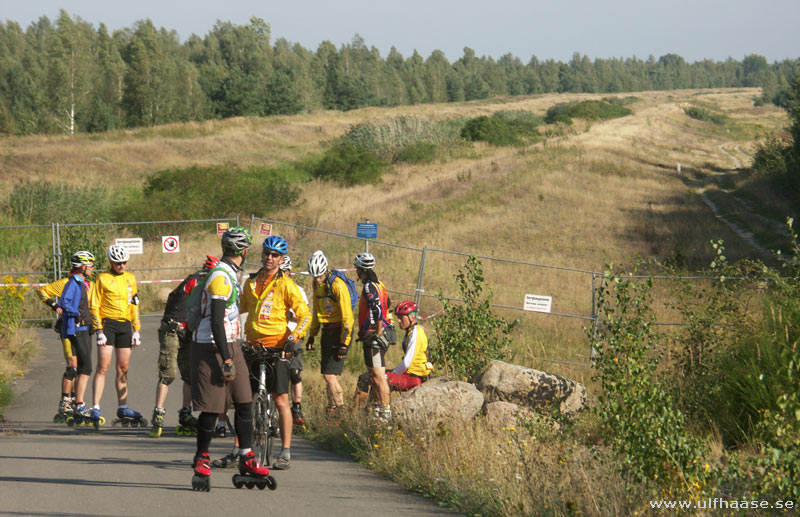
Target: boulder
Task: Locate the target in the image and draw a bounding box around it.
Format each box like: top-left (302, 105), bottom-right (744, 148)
top-left (484, 401), bottom-right (562, 433)
top-left (392, 377), bottom-right (484, 428)
top-left (474, 360), bottom-right (586, 416)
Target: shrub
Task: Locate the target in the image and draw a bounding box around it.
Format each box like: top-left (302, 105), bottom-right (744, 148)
top-left (310, 144), bottom-right (387, 186)
top-left (590, 267), bottom-right (716, 496)
top-left (337, 117), bottom-right (465, 163)
top-left (0, 275), bottom-right (27, 336)
top-left (6, 181), bottom-right (116, 224)
top-left (123, 164), bottom-right (300, 221)
top-left (492, 110), bottom-right (542, 139)
top-left (545, 100), bottom-right (631, 124)
top-left (460, 116), bottom-right (519, 146)
top-left (684, 106), bottom-right (728, 125)
top-left (430, 256), bottom-right (518, 380)
top-left (393, 142), bottom-right (437, 164)
top-left (751, 134), bottom-right (789, 176)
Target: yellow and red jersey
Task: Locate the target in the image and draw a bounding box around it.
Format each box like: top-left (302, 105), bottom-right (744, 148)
top-left (241, 269), bottom-right (310, 347)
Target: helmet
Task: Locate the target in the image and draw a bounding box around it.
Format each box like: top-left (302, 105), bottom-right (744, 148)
top-left (221, 227), bottom-right (253, 255)
top-left (263, 235), bottom-right (288, 255)
top-left (307, 250), bottom-right (328, 277)
top-left (70, 250), bottom-right (95, 268)
top-left (354, 252), bottom-right (375, 270)
top-left (202, 255), bottom-right (220, 272)
top-left (280, 256), bottom-right (292, 271)
top-left (107, 244), bottom-right (130, 263)
top-left (395, 300), bottom-right (418, 317)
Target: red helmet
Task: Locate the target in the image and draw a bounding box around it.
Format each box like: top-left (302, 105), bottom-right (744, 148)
top-left (394, 300), bottom-right (417, 316)
top-left (203, 255), bottom-right (220, 271)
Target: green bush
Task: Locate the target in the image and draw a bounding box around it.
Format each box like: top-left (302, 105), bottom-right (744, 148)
top-left (684, 106), bottom-right (728, 125)
top-left (492, 110), bottom-right (542, 139)
top-left (460, 116), bottom-right (519, 146)
top-left (393, 142), bottom-right (437, 164)
top-left (430, 256), bottom-right (518, 381)
top-left (337, 117), bottom-right (465, 163)
top-left (6, 181), bottom-right (116, 224)
top-left (546, 100), bottom-right (631, 124)
top-left (124, 164), bottom-right (300, 221)
top-left (310, 144), bottom-right (387, 186)
top-left (752, 134), bottom-right (789, 176)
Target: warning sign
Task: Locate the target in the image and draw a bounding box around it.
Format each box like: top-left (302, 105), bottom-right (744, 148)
top-left (259, 223), bottom-right (272, 236)
top-left (115, 238), bottom-right (143, 255)
top-left (162, 236), bottom-right (180, 253)
top-left (523, 294), bottom-right (552, 313)
top-left (216, 222), bottom-right (229, 235)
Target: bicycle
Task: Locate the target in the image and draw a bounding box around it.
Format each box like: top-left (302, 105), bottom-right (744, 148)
top-left (242, 343), bottom-right (282, 469)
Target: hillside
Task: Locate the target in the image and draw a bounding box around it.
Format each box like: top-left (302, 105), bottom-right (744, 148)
top-left (1, 87), bottom-right (792, 377)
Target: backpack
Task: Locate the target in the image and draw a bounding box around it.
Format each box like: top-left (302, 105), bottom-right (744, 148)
top-left (325, 269), bottom-right (359, 314)
top-left (185, 266), bottom-right (239, 333)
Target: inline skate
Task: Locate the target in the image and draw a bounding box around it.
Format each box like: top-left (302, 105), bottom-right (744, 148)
top-left (176, 406), bottom-right (198, 436)
top-left (53, 395), bottom-right (74, 423)
top-left (113, 406), bottom-right (148, 428)
top-left (66, 405), bottom-right (106, 430)
top-left (149, 407), bottom-right (166, 437)
top-left (191, 452), bottom-right (211, 492)
top-left (232, 451), bottom-right (277, 490)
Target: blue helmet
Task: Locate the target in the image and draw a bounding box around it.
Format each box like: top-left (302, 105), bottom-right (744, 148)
top-left (262, 235), bottom-right (288, 255)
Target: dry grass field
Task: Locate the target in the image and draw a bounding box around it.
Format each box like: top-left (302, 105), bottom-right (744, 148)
top-left (1, 87), bottom-right (791, 382)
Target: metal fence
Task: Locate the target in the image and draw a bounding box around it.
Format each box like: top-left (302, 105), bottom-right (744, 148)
top-left (2, 214), bottom-right (742, 368)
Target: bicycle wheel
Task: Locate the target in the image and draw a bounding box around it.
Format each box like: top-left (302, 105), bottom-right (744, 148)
top-left (252, 393), bottom-right (269, 467)
top-left (265, 394), bottom-right (278, 465)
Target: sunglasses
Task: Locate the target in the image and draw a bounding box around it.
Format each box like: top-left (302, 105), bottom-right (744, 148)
top-left (112, 261), bottom-right (127, 266)
top-left (263, 251), bottom-right (283, 258)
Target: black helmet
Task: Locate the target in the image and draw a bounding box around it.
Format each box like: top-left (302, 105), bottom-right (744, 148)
top-left (221, 227), bottom-right (253, 255)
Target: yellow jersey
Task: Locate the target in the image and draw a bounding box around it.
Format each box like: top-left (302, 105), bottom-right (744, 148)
top-left (241, 269), bottom-right (311, 347)
top-left (308, 276), bottom-right (355, 346)
top-left (90, 270), bottom-right (140, 331)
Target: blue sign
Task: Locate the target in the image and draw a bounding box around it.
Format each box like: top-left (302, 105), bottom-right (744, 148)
top-left (357, 222), bottom-right (378, 239)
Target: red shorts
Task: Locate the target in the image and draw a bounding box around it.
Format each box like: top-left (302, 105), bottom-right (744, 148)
top-left (385, 372), bottom-right (423, 391)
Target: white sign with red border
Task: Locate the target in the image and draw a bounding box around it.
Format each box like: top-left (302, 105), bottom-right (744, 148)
top-left (162, 235), bottom-right (180, 253)
top-left (115, 238), bottom-right (143, 255)
top-left (524, 294), bottom-right (552, 313)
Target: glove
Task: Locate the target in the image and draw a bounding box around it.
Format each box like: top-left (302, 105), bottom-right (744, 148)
top-left (336, 346), bottom-right (348, 360)
top-left (283, 334), bottom-right (297, 353)
top-left (131, 331), bottom-right (141, 347)
top-left (306, 335), bottom-right (315, 351)
top-left (96, 331), bottom-right (107, 346)
top-left (222, 360), bottom-right (235, 383)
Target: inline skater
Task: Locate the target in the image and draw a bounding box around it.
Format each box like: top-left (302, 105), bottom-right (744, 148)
top-left (305, 250), bottom-right (354, 414)
top-left (190, 227), bottom-right (272, 491)
top-left (55, 252), bottom-right (96, 423)
top-left (89, 244), bottom-right (146, 427)
top-left (354, 301), bottom-right (432, 403)
top-left (240, 236), bottom-right (310, 470)
top-left (353, 252), bottom-right (394, 422)
top-left (150, 255), bottom-right (219, 438)
top-left (38, 253), bottom-right (94, 422)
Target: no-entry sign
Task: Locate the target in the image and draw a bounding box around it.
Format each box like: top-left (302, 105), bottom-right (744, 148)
top-left (162, 235), bottom-right (180, 253)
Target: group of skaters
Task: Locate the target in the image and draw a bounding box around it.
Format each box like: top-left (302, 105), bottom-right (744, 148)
top-left (38, 227), bottom-right (433, 489)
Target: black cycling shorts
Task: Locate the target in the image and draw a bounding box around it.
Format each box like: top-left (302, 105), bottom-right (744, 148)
top-left (362, 343), bottom-right (387, 369)
top-left (102, 319), bottom-right (133, 349)
top-left (67, 330), bottom-right (92, 375)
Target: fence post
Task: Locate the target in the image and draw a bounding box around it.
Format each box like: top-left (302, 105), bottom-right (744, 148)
top-left (248, 214), bottom-right (255, 237)
top-left (50, 223), bottom-right (58, 281)
top-left (414, 246), bottom-right (427, 306)
top-left (55, 222), bottom-right (62, 280)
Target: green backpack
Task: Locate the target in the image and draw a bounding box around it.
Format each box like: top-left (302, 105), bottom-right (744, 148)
top-left (184, 266), bottom-right (239, 333)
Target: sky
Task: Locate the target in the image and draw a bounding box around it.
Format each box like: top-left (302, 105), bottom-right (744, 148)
top-left (3, 0), bottom-right (799, 64)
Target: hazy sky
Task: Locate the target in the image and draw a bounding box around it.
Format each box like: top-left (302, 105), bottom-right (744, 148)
top-left (4, 1), bottom-right (799, 63)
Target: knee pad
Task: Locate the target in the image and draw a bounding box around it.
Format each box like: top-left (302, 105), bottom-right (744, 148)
top-left (64, 366), bottom-right (78, 380)
top-left (356, 372), bottom-right (370, 394)
top-left (158, 376), bottom-right (174, 386)
top-left (289, 368), bottom-right (302, 384)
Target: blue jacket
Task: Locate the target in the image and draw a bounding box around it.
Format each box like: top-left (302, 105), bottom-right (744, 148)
top-left (58, 274), bottom-right (90, 337)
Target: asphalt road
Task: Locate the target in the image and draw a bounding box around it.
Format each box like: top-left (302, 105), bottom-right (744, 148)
top-left (0, 316), bottom-right (458, 516)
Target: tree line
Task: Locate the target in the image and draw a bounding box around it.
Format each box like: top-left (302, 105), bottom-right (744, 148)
top-left (1, 11), bottom-right (798, 135)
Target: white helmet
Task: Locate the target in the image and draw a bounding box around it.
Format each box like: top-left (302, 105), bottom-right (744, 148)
top-left (107, 244), bottom-right (130, 263)
top-left (354, 252), bottom-right (375, 270)
top-left (280, 255), bottom-right (293, 272)
top-left (307, 250), bottom-right (328, 277)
